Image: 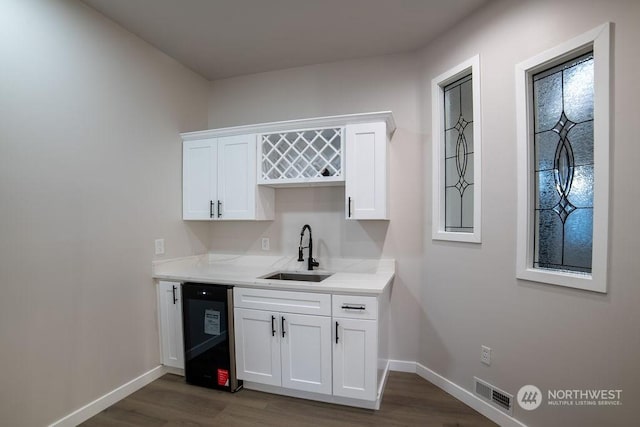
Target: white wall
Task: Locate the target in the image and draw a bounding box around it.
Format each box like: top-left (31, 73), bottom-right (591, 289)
top-left (0, 1), bottom-right (209, 425)
top-left (208, 52), bottom-right (425, 364)
top-left (418, 1), bottom-right (639, 426)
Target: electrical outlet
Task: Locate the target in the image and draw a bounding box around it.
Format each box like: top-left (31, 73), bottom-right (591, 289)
top-left (261, 237), bottom-right (270, 251)
top-left (154, 239), bottom-right (165, 255)
top-left (481, 345), bottom-right (491, 365)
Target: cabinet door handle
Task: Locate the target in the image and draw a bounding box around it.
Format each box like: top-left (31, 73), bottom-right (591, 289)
top-left (281, 316), bottom-right (286, 338)
top-left (271, 315), bottom-right (276, 337)
top-left (217, 200), bottom-right (222, 218)
top-left (172, 285), bottom-right (177, 304)
top-left (335, 321), bottom-right (339, 344)
top-left (209, 200), bottom-right (214, 218)
top-left (341, 304), bottom-right (366, 310)
top-left (348, 196), bottom-right (352, 218)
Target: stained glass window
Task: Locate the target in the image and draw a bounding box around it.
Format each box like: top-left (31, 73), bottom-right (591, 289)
top-left (532, 52), bottom-right (594, 274)
top-left (443, 74), bottom-right (474, 232)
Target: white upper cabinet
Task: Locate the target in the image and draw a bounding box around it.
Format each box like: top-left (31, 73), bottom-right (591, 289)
top-left (345, 122), bottom-right (390, 220)
top-left (183, 138), bottom-right (217, 220)
top-left (181, 112), bottom-right (394, 220)
top-left (217, 135), bottom-right (256, 220)
top-left (182, 134), bottom-right (274, 221)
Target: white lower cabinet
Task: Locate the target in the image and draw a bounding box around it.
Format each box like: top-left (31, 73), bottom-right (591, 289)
top-left (157, 281), bottom-right (184, 369)
top-left (281, 313), bottom-right (332, 394)
top-left (155, 281), bottom-right (388, 407)
top-left (234, 287), bottom-right (387, 407)
top-left (333, 317), bottom-right (378, 400)
top-left (234, 308), bottom-right (281, 386)
top-left (234, 288), bottom-right (333, 395)
top-left (332, 294), bottom-right (379, 401)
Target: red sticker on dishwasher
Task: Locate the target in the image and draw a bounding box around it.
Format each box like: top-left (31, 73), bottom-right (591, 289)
top-left (217, 369), bottom-right (229, 387)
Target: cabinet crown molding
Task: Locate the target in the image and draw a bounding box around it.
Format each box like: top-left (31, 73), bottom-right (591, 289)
top-left (181, 111), bottom-right (396, 141)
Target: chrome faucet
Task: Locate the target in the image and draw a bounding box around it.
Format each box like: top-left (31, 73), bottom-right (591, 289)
top-left (298, 224), bottom-right (319, 271)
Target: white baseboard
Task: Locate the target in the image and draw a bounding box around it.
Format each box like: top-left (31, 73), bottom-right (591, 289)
top-left (49, 365), bottom-right (167, 427)
top-left (389, 360), bottom-right (527, 427)
top-left (388, 359), bottom-right (417, 373)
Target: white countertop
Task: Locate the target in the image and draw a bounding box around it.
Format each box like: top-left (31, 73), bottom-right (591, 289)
top-left (152, 254), bottom-right (395, 295)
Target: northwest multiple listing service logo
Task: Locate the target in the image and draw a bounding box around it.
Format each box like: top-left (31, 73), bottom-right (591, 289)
top-left (517, 385), bottom-right (623, 410)
top-left (517, 385), bottom-right (542, 410)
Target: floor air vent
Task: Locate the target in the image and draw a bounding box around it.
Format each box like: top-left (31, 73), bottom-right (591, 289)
top-left (474, 377), bottom-right (513, 415)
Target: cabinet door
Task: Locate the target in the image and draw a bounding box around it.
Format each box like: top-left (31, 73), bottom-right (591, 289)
top-left (345, 122), bottom-right (388, 220)
top-left (217, 134), bottom-right (256, 220)
top-left (333, 317), bottom-right (378, 400)
top-left (234, 308), bottom-right (281, 386)
top-left (183, 139), bottom-right (217, 220)
top-left (158, 282), bottom-right (184, 369)
top-left (280, 313), bottom-right (332, 395)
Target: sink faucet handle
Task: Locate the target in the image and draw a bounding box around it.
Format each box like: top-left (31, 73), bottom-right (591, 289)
top-left (311, 258), bottom-right (319, 268)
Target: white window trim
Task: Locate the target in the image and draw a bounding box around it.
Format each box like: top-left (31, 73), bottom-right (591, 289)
top-left (431, 55), bottom-right (482, 243)
top-left (515, 23), bottom-right (610, 293)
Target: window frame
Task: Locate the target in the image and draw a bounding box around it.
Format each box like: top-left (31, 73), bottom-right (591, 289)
top-left (431, 55), bottom-right (482, 243)
top-left (515, 23), bottom-right (611, 293)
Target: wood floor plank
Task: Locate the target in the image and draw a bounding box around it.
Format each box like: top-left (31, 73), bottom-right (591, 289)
top-left (81, 372), bottom-right (498, 427)
top-left (80, 404), bottom-right (166, 427)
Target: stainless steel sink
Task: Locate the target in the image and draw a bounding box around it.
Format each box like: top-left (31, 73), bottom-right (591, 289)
top-left (261, 271), bottom-right (333, 282)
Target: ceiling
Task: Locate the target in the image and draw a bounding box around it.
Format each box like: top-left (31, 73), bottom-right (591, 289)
top-left (82, 0), bottom-right (488, 81)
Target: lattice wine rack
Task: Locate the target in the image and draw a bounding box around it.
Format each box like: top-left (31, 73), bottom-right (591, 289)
top-left (259, 127), bottom-right (344, 185)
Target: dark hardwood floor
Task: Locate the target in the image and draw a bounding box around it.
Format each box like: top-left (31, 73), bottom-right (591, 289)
top-left (81, 372), bottom-right (497, 426)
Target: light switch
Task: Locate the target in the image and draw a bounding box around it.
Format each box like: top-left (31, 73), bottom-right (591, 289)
top-left (155, 239), bottom-right (165, 255)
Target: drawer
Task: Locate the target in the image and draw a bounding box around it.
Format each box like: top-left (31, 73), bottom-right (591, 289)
top-left (233, 287), bottom-right (331, 316)
top-left (332, 295), bottom-right (378, 320)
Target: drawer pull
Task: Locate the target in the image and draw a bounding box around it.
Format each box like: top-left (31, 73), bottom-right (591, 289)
top-left (341, 304), bottom-right (366, 310)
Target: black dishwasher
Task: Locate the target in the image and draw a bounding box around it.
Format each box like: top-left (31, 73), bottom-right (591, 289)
top-left (181, 283), bottom-right (242, 392)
